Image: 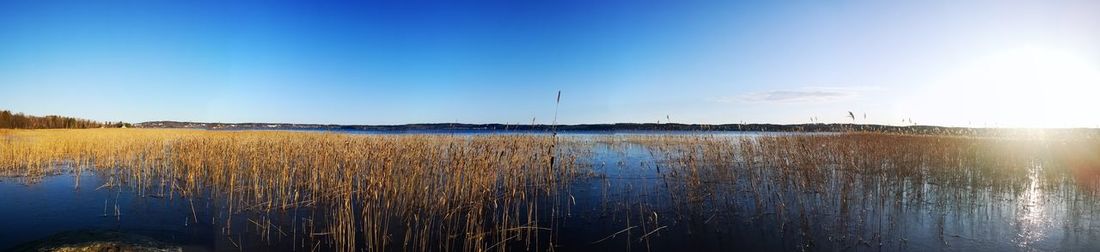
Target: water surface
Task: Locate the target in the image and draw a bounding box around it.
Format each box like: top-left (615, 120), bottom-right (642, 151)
top-left (3, 133), bottom-right (1100, 251)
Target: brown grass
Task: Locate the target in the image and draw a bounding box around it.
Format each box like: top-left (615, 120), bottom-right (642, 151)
top-left (5, 129), bottom-right (1100, 250)
top-left (596, 132), bottom-right (1100, 248)
top-left (0, 129), bottom-right (587, 252)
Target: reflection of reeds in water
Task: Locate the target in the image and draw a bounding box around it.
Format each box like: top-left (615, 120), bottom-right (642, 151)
top-left (600, 132), bottom-right (1100, 250)
top-left (0, 129), bottom-right (587, 251)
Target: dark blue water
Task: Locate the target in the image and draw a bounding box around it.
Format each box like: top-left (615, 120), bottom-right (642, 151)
top-left (0, 170), bottom-right (311, 251)
top-left (0, 172), bottom-right (210, 250)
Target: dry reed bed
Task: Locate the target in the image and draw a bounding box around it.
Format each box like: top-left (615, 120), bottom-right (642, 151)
top-left (591, 132), bottom-right (1100, 249)
top-left (0, 129), bottom-right (587, 252)
top-left (5, 129), bottom-right (1100, 250)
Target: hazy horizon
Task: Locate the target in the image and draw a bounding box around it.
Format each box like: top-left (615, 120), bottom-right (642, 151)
top-left (4, 105), bottom-right (1100, 129)
top-left (2, 1), bottom-right (1098, 128)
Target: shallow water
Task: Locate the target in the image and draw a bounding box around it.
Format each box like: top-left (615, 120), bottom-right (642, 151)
top-left (559, 142), bottom-right (1100, 251)
top-left (0, 172), bottom-right (210, 250)
top-left (3, 134), bottom-right (1100, 251)
top-left (0, 171), bottom-right (312, 251)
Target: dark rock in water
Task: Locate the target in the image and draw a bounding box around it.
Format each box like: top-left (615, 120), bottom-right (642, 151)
top-left (7, 230), bottom-right (182, 252)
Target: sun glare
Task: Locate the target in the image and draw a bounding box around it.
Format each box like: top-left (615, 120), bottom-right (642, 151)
top-left (916, 47), bottom-right (1100, 128)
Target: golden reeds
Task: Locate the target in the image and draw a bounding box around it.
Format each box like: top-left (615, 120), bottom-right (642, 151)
top-left (4, 129), bottom-right (1100, 250)
top-left (0, 129), bottom-right (587, 252)
top-left (585, 132), bottom-right (1100, 249)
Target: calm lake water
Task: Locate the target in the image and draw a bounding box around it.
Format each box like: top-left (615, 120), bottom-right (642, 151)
top-left (2, 131), bottom-right (1099, 251)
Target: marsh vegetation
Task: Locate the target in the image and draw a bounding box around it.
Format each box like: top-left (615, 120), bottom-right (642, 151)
top-left (2, 129), bottom-right (1100, 251)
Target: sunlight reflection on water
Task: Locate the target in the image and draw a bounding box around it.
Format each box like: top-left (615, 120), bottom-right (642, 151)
top-left (1014, 162), bottom-right (1051, 249)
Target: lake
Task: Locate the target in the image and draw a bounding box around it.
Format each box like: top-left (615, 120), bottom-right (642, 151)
top-left (2, 130), bottom-right (1099, 251)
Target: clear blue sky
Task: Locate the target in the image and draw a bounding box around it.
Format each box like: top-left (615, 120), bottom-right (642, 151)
top-left (2, 0), bottom-right (1098, 127)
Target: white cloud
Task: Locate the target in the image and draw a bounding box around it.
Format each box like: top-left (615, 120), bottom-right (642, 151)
top-left (712, 87), bottom-right (863, 104)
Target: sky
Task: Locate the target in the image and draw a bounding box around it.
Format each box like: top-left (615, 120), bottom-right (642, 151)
top-left (1, 0), bottom-right (1098, 127)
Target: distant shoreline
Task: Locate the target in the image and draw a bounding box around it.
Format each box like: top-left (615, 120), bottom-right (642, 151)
top-left (134, 121), bottom-right (1099, 136)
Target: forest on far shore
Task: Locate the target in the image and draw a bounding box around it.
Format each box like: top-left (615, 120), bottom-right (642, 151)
top-left (0, 110), bottom-right (128, 129)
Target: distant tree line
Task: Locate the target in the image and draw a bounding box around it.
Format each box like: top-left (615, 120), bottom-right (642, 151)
top-left (0, 110), bottom-right (129, 129)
